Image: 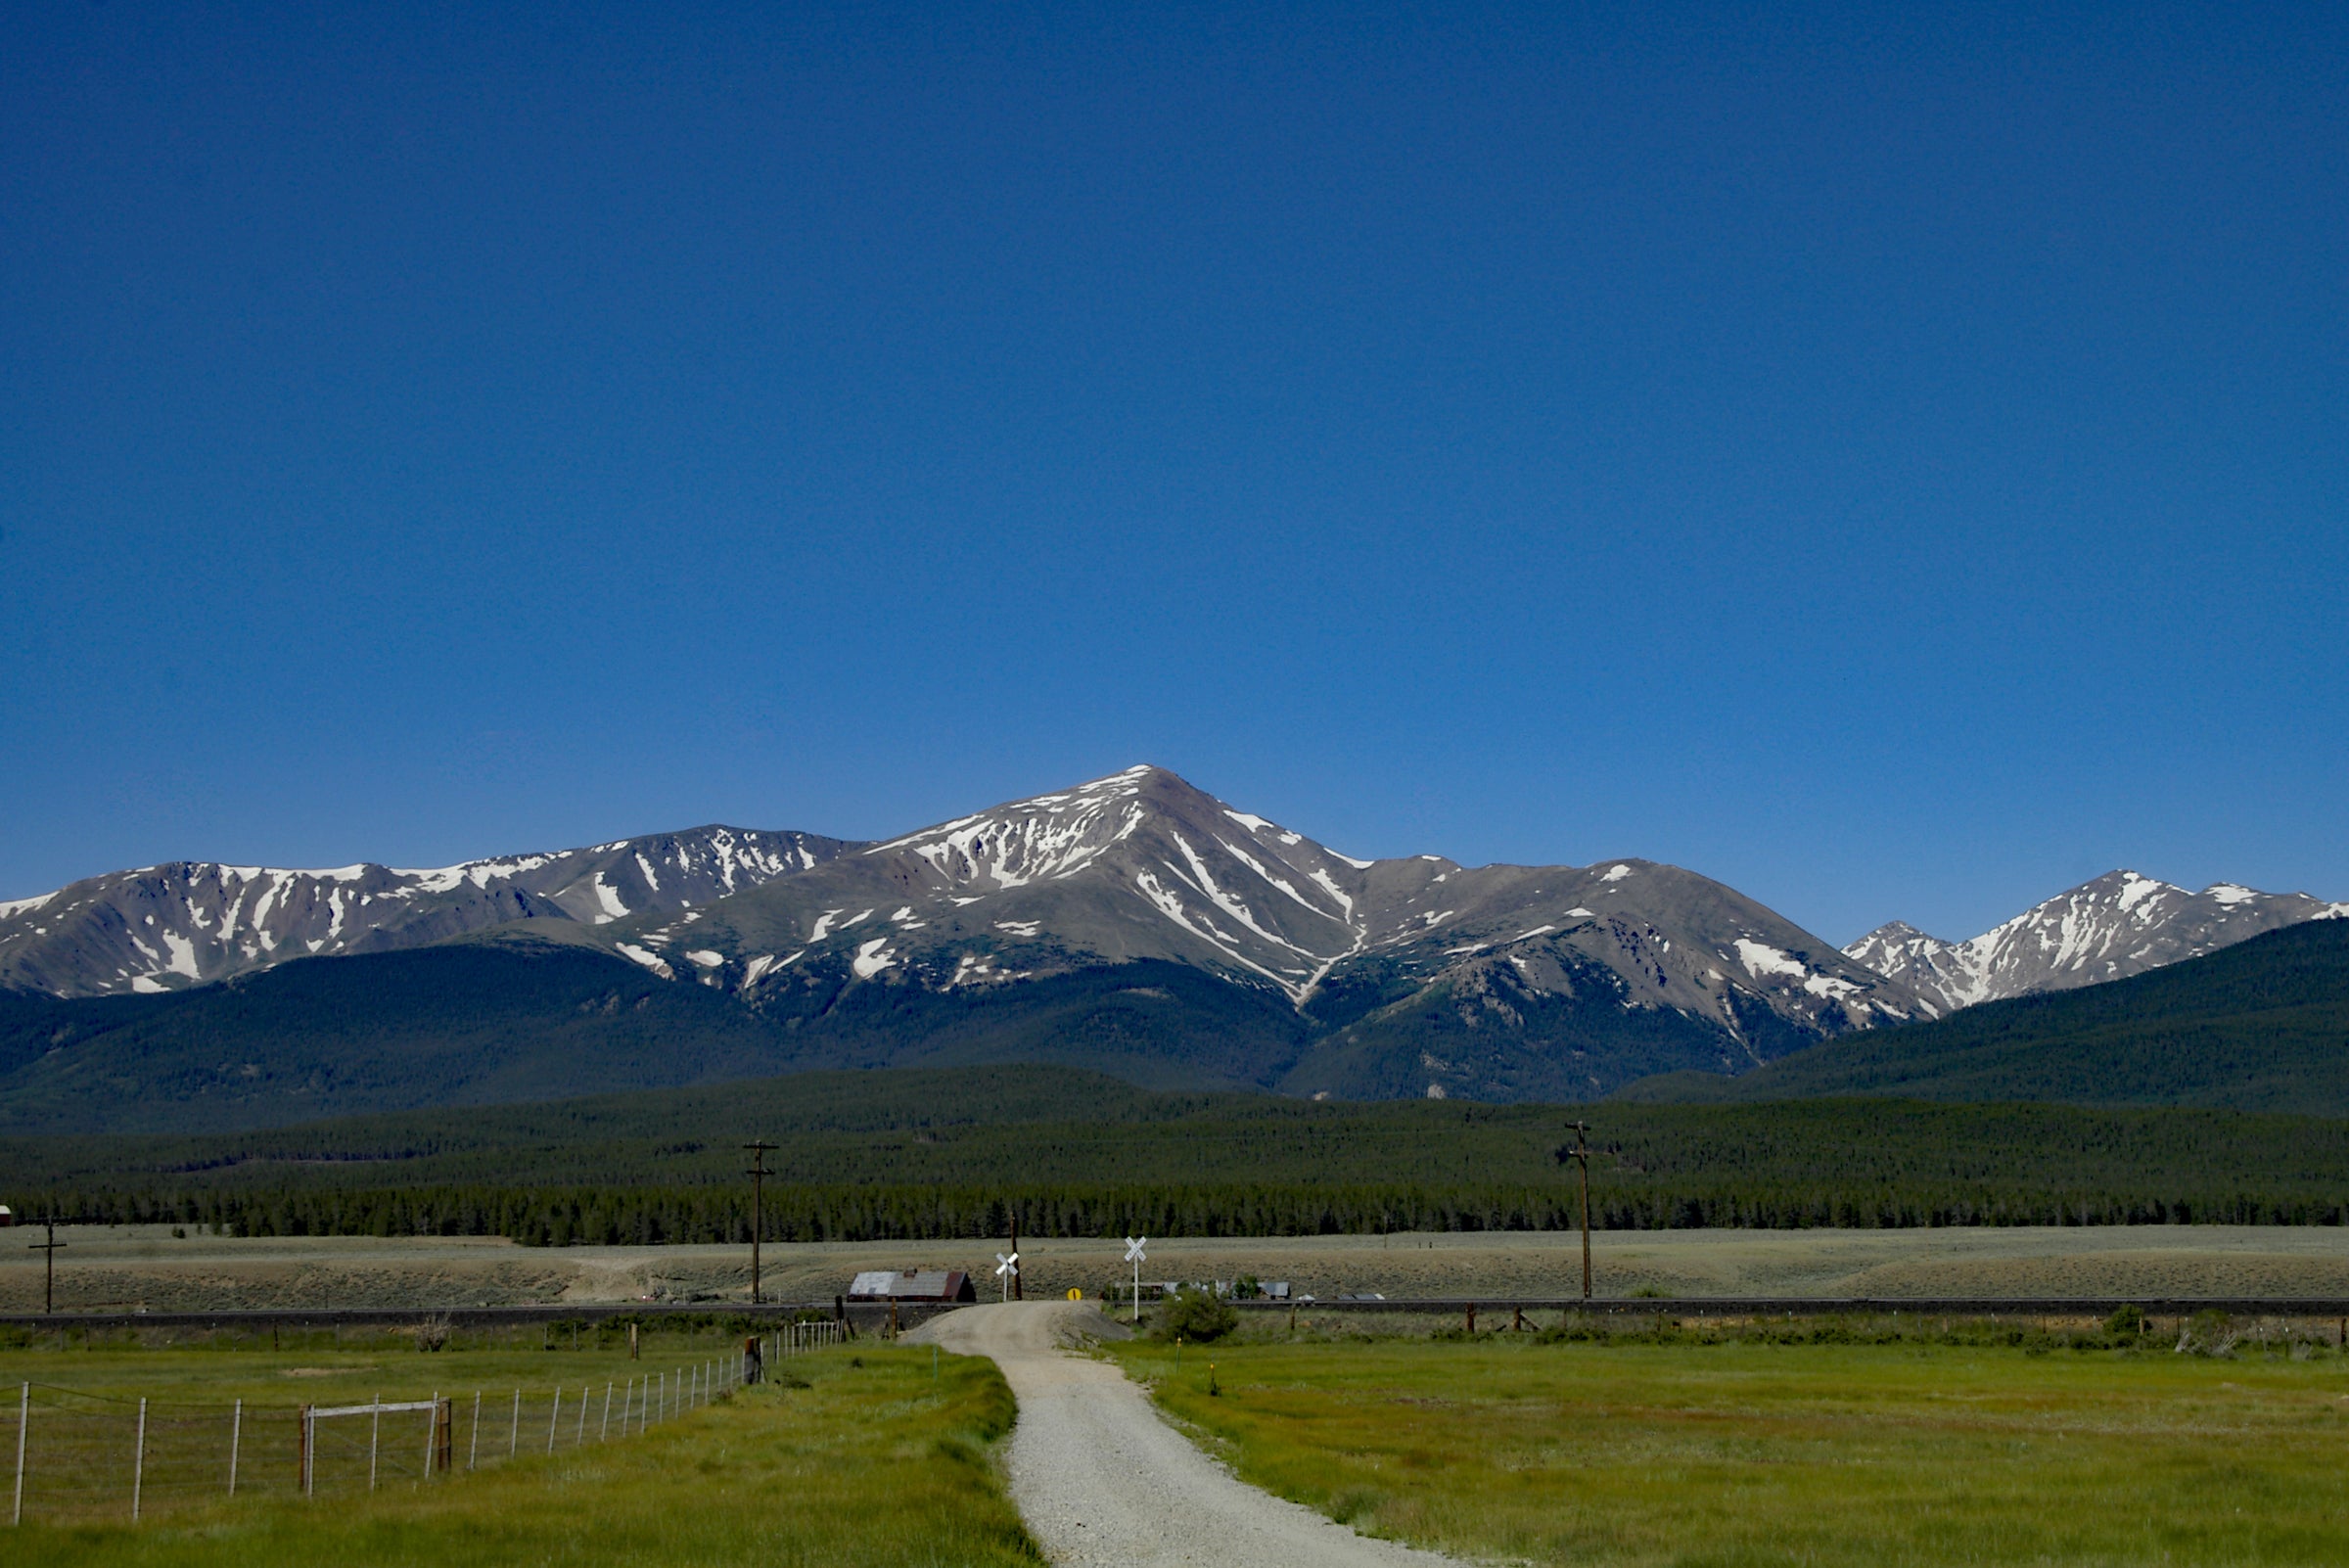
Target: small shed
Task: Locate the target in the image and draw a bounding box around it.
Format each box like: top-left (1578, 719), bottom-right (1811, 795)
top-left (848, 1268), bottom-right (977, 1303)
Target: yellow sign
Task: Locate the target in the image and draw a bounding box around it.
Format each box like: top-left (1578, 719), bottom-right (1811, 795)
top-left (1066, 1288), bottom-right (1082, 1301)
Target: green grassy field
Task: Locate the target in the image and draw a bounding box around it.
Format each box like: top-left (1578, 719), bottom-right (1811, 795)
top-left (1, 1329), bottom-right (1039, 1566)
top-left (1116, 1325), bottom-right (2349, 1566)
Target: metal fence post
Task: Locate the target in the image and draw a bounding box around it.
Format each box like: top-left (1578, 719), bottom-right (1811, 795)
top-left (369, 1395), bottom-right (381, 1492)
top-left (547, 1388), bottom-right (561, 1454)
top-left (424, 1393), bottom-right (438, 1479)
top-left (470, 1391), bottom-right (481, 1471)
top-left (509, 1389), bottom-right (520, 1458)
top-left (229, 1398), bottom-right (242, 1496)
top-left (131, 1398), bottom-right (147, 1522)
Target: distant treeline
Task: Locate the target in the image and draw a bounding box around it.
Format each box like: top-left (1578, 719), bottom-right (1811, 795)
top-left (11, 1066), bottom-right (2349, 1241)
top-left (21, 1179), bottom-right (2349, 1247)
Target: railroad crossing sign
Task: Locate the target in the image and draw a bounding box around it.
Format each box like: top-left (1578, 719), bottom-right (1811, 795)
top-left (1067, 1287), bottom-right (1082, 1302)
top-left (1124, 1236), bottom-right (1147, 1323)
top-left (994, 1251), bottom-right (1020, 1302)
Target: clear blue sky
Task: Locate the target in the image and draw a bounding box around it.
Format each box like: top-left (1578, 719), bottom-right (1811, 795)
top-left (4, 2), bottom-right (2343, 945)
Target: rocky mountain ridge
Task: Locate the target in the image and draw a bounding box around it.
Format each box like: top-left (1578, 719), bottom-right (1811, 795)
top-left (1844, 870), bottom-right (2348, 1014)
top-left (0, 828), bottom-right (848, 997)
top-left (580, 766), bottom-right (1917, 1097)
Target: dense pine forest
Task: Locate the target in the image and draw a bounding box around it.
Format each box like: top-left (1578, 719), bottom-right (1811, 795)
top-left (6, 1066), bottom-right (2349, 1243)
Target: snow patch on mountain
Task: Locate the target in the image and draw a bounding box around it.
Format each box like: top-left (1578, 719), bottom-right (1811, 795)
top-left (615, 944), bottom-right (673, 979)
top-left (1733, 939), bottom-right (1806, 980)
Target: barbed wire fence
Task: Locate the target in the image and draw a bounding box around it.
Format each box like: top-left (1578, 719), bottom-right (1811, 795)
top-left (7, 1323), bottom-right (845, 1527)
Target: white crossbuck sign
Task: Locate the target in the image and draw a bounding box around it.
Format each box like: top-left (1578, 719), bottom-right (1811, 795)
top-left (995, 1250), bottom-right (1019, 1301)
top-left (1125, 1236), bottom-right (1147, 1322)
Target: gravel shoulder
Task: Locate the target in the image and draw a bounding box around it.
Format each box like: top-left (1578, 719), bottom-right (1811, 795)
top-left (913, 1302), bottom-right (1458, 1568)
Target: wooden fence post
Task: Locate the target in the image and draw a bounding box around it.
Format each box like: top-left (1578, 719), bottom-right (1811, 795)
top-left (131, 1398), bottom-right (147, 1522)
top-left (14, 1381), bottom-right (28, 1526)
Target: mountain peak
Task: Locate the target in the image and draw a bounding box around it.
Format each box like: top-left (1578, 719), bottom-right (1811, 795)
top-left (1845, 869), bottom-right (2339, 1013)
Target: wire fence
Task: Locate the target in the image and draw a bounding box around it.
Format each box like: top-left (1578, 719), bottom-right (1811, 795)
top-left (8, 1323), bottom-right (848, 1527)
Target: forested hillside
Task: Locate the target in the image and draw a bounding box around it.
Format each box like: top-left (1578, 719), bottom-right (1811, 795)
top-left (1618, 919), bottom-right (2349, 1112)
top-left (0, 939), bottom-right (1333, 1134)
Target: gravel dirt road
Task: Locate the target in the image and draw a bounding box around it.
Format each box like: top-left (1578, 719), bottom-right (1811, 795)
top-left (913, 1302), bottom-right (1457, 1568)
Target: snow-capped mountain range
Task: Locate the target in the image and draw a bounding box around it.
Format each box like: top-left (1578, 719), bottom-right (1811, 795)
top-left (1844, 871), bottom-right (2349, 1015)
top-left (3, 767), bottom-right (2338, 1102)
top-left (595, 765), bottom-right (1911, 1062)
top-left (0, 828), bottom-right (848, 997)
top-left (0, 766), bottom-right (1919, 1101)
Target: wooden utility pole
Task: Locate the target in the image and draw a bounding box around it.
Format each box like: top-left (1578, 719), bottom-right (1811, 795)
top-left (27, 1217), bottom-right (66, 1314)
top-left (743, 1141), bottom-right (776, 1305)
top-left (1563, 1122), bottom-right (1592, 1301)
